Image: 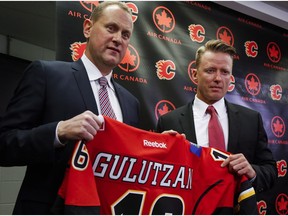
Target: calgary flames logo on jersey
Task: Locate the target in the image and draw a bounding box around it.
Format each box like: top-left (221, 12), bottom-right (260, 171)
top-left (155, 60), bottom-right (176, 80)
top-left (270, 84), bottom-right (282, 101)
top-left (244, 41), bottom-right (258, 58)
top-left (188, 24), bottom-right (205, 43)
top-left (70, 42), bottom-right (87, 61)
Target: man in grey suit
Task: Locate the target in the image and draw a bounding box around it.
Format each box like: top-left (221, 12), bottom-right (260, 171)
top-left (157, 39), bottom-right (277, 194)
top-left (0, 2), bottom-right (139, 214)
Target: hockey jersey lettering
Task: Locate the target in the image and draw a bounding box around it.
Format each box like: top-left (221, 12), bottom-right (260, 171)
top-left (53, 117), bottom-right (257, 215)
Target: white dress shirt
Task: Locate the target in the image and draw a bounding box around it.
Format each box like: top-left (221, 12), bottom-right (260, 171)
top-left (193, 96), bottom-right (229, 150)
top-left (81, 54), bottom-right (123, 122)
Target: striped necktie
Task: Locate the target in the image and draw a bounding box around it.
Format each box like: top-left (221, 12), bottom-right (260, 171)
top-left (98, 77), bottom-right (117, 119)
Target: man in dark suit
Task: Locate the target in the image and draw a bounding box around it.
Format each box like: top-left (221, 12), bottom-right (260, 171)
top-left (0, 2), bottom-right (139, 214)
top-left (157, 39), bottom-right (277, 194)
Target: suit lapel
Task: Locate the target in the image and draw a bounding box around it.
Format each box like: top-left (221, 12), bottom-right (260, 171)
top-left (72, 60), bottom-right (99, 114)
top-left (226, 101), bottom-right (240, 153)
top-left (112, 80), bottom-right (128, 123)
top-left (179, 101), bottom-right (197, 144)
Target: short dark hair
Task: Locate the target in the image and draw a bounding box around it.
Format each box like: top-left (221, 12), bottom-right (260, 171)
top-left (90, 1), bottom-right (132, 22)
top-left (195, 39), bottom-right (236, 69)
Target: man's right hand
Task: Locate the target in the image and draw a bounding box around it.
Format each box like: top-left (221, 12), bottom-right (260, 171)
top-left (57, 111), bottom-right (104, 143)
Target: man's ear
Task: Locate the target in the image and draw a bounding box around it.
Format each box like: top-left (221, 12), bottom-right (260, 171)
top-left (83, 19), bottom-right (93, 39)
top-left (192, 69), bottom-right (198, 84)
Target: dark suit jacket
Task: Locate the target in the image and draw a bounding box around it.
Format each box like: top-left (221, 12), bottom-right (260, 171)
top-left (0, 60), bottom-right (140, 214)
top-left (156, 100), bottom-right (277, 193)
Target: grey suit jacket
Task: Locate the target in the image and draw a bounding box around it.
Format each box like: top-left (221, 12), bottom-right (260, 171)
top-left (0, 60), bottom-right (140, 214)
top-left (156, 99), bottom-right (277, 193)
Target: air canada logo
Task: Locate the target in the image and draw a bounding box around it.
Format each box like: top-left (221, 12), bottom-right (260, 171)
top-left (118, 44), bottom-right (140, 72)
top-left (216, 26), bottom-right (234, 46)
top-left (155, 100), bottom-right (176, 120)
top-left (153, 6), bottom-right (175, 33)
top-left (155, 60), bottom-right (176, 80)
top-left (257, 200), bottom-right (267, 215)
top-left (188, 24), bottom-right (205, 43)
top-left (70, 42), bottom-right (87, 61)
top-left (245, 73), bottom-right (261, 96)
top-left (271, 116), bottom-right (285, 138)
top-left (267, 42), bottom-right (281, 63)
top-left (277, 159), bottom-right (287, 177)
top-left (275, 193), bottom-right (288, 215)
top-left (80, 1), bottom-right (100, 13)
top-left (270, 84), bottom-right (282, 101)
top-left (228, 75), bottom-right (235, 92)
top-left (188, 60), bottom-right (197, 85)
top-left (245, 41), bottom-right (258, 58)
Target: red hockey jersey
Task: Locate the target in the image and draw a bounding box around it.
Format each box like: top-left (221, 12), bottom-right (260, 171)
top-left (53, 116), bottom-right (257, 214)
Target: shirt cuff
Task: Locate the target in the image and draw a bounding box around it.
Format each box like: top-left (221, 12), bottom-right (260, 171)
top-left (54, 121), bottom-right (66, 148)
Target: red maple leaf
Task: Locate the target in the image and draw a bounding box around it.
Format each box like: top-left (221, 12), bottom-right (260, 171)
top-left (156, 10), bottom-right (172, 32)
top-left (158, 104), bottom-right (170, 116)
top-left (247, 77), bottom-right (258, 91)
top-left (120, 49), bottom-right (136, 71)
top-left (219, 30), bottom-right (231, 45)
top-left (269, 45), bottom-right (279, 59)
top-left (273, 119), bottom-right (283, 134)
top-left (277, 196), bottom-right (287, 211)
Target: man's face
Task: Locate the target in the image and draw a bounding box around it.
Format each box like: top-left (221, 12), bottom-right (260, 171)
top-left (83, 5), bottom-right (133, 74)
top-left (193, 51), bottom-right (233, 104)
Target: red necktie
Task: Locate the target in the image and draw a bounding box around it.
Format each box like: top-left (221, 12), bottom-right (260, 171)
top-left (98, 77), bottom-right (117, 119)
top-left (206, 105), bottom-right (225, 150)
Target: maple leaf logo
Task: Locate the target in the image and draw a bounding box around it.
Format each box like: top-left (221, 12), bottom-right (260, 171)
top-left (80, 1), bottom-right (100, 13)
top-left (70, 42), bottom-right (87, 61)
top-left (118, 45), bottom-right (139, 72)
top-left (153, 6), bottom-right (175, 33)
top-left (267, 42), bottom-right (281, 63)
top-left (245, 73), bottom-right (261, 96)
top-left (154, 100), bottom-right (176, 120)
top-left (155, 60), bottom-right (176, 80)
top-left (188, 24), bottom-right (205, 43)
top-left (244, 41), bottom-right (258, 58)
top-left (216, 26), bottom-right (234, 46)
top-left (270, 84), bottom-right (282, 101)
top-left (271, 116), bottom-right (285, 138)
top-left (276, 193), bottom-right (288, 215)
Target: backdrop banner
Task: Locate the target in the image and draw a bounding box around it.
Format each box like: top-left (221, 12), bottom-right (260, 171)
top-left (56, 1), bottom-right (288, 214)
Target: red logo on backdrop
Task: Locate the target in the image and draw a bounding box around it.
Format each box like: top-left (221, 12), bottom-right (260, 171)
top-left (155, 60), bottom-right (176, 80)
top-left (275, 193), bottom-right (288, 215)
top-left (70, 42), bottom-right (87, 61)
top-left (267, 42), bottom-right (281, 63)
top-left (245, 73), bottom-right (261, 96)
top-left (80, 1), bottom-right (100, 13)
top-left (257, 200), bottom-right (267, 215)
top-left (118, 44), bottom-right (140, 72)
top-left (245, 41), bottom-right (258, 58)
top-left (125, 2), bottom-right (138, 23)
top-left (277, 159), bottom-right (287, 177)
top-left (188, 60), bottom-right (197, 85)
top-left (270, 84), bottom-right (282, 101)
top-left (216, 26), bottom-right (234, 46)
top-left (188, 24), bottom-right (205, 43)
top-left (271, 116), bottom-right (285, 138)
top-left (228, 75), bottom-right (235, 92)
top-left (153, 6), bottom-right (175, 33)
top-left (155, 100), bottom-right (176, 120)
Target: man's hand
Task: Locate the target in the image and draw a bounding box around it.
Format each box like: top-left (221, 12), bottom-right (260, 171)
top-left (221, 153), bottom-right (256, 180)
top-left (57, 111), bottom-right (104, 143)
top-left (161, 130), bottom-right (186, 139)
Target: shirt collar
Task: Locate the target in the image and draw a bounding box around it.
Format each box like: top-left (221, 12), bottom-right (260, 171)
top-left (194, 96), bottom-right (226, 117)
top-left (81, 54), bottom-right (114, 90)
